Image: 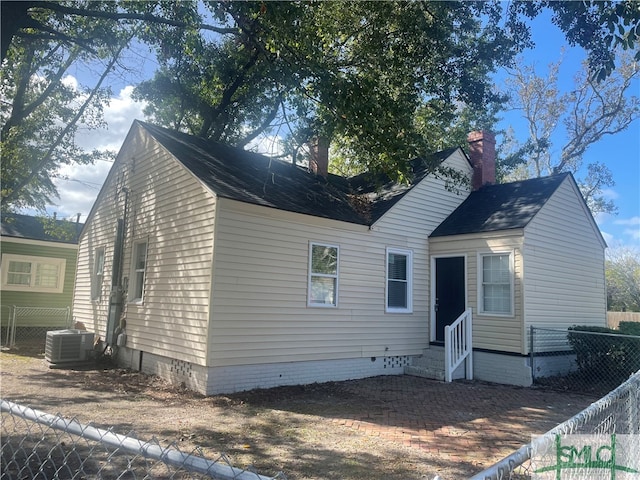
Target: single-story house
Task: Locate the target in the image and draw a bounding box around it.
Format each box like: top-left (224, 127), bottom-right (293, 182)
top-left (1, 214), bottom-right (83, 343)
top-left (72, 121), bottom-right (606, 393)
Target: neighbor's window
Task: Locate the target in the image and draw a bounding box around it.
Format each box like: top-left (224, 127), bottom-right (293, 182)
top-left (129, 240), bottom-right (148, 303)
top-left (479, 253), bottom-right (513, 315)
top-left (1, 254), bottom-right (66, 293)
top-left (386, 248), bottom-right (413, 313)
top-left (308, 243), bottom-right (339, 307)
top-left (91, 247), bottom-right (105, 301)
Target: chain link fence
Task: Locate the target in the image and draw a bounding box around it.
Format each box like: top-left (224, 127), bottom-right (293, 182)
top-left (0, 399), bottom-right (287, 480)
top-left (1, 305), bottom-right (12, 349)
top-left (530, 326), bottom-right (640, 395)
top-left (0, 306), bottom-right (71, 349)
top-left (468, 369), bottom-right (640, 479)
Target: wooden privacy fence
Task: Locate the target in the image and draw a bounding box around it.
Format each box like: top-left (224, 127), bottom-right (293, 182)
top-left (608, 311), bottom-right (640, 329)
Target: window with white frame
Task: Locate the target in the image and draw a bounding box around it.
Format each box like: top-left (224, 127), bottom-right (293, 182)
top-left (1, 254), bottom-right (66, 293)
top-left (91, 247), bottom-right (105, 301)
top-left (308, 243), bottom-right (339, 307)
top-left (129, 240), bottom-right (147, 303)
top-left (479, 252), bottom-right (513, 315)
top-left (386, 248), bottom-right (413, 313)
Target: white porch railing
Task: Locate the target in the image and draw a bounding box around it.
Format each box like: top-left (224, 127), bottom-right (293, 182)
top-left (444, 308), bottom-right (473, 382)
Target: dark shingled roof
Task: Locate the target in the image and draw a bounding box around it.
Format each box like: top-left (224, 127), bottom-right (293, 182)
top-left (430, 173), bottom-right (570, 237)
top-left (1, 213), bottom-right (83, 244)
top-left (139, 121), bottom-right (460, 226)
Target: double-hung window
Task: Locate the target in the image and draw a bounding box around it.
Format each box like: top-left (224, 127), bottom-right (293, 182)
top-left (1, 254), bottom-right (66, 293)
top-left (479, 252), bottom-right (513, 315)
top-left (308, 242), bottom-right (339, 307)
top-left (129, 240), bottom-right (148, 303)
top-left (91, 247), bottom-right (105, 301)
top-left (386, 248), bottom-right (413, 313)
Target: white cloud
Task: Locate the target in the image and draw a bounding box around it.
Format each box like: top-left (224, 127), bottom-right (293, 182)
top-left (594, 211), bottom-right (611, 226)
top-left (74, 85), bottom-right (147, 152)
top-left (61, 75), bottom-right (79, 90)
top-left (48, 85), bottom-right (146, 220)
top-left (246, 134), bottom-right (286, 158)
top-left (49, 161), bottom-right (113, 220)
top-left (625, 227), bottom-right (640, 241)
top-left (613, 216), bottom-right (640, 242)
top-left (601, 230), bottom-right (614, 246)
top-left (600, 187), bottom-right (620, 201)
top-left (597, 215), bottom-right (640, 250)
top-left (614, 216), bottom-right (640, 226)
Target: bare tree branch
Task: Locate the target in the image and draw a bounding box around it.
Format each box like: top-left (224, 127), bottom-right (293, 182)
top-left (199, 49), bottom-right (261, 139)
top-left (2, 47), bottom-right (80, 138)
top-left (32, 2), bottom-right (239, 35)
top-left (2, 36), bottom-right (132, 205)
top-left (236, 94), bottom-right (283, 149)
top-left (557, 64), bottom-right (640, 173)
top-left (502, 53), bottom-right (639, 215)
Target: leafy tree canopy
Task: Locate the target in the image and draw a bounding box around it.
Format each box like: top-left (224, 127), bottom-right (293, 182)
top-left (1, 1), bottom-right (638, 213)
top-left (133, 1), bottom-right (520, 182)
top-left (507, 0), bottom-right (640, 81)
top-left (607, 247), bottom-right (640, 312)
top-left (1, 1), bottom-right (132, 213)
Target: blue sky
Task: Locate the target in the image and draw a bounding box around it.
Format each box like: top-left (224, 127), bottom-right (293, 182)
top-left (492, 13), bottom-right (640, 251)
top-left (48, 10), bottom-right (639, 251)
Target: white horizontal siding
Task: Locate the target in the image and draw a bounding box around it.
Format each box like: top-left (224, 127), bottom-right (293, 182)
top-left (72, 131), bottom-right (140, 338)
top-left (429, 233), bottom-right (525, 353)
top-left (209, 200), bottom-right (408, 366)
top-left (523, 178), bottom-right (606, 333)
top-left (208, 153), bottom-right (471, 368)
top-left (74, 124), bottom-right (216, 365)
top-left (372, 149), bottom-right (471, 237)
top-left (78, 137), bottom-right (474, 371)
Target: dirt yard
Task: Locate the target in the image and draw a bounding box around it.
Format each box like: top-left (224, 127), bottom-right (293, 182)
top-left (0, 345), bottom-right (598, 480)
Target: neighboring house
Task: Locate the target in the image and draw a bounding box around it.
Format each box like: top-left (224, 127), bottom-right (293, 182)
top-left (72, 121), bottom-right (606, 394)
top-left (1, 214), bottom-right (83, 338)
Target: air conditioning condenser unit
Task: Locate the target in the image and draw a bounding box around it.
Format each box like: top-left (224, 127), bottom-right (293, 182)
top-left (45, 329), bottom-right (94, 364)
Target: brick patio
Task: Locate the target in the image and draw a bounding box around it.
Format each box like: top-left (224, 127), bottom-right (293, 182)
top-left (1, 349), bottom-right (600, 479)
top-left (323, 375), bottom-right (597, 470)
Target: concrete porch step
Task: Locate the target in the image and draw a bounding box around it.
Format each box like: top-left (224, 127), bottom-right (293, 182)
top-left (404, 364), bottom-right (445, 381)
top-left (411, 355), bottom-right (444, 370)
top-left (405, 345), bottom-right (466, 381)
top-left (410, 347), bottom-right (444, 366)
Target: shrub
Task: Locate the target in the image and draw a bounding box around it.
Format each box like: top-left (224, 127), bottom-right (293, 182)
top-left (567, 325), bottom-right (640, 385)
top-left (618, 321), bottom-right (640, 337)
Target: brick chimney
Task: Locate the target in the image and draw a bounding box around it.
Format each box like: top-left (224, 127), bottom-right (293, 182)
top-left (309, 136), bottom-right (329, 178)
top-left (467, 130), bottom-right (496, 190)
